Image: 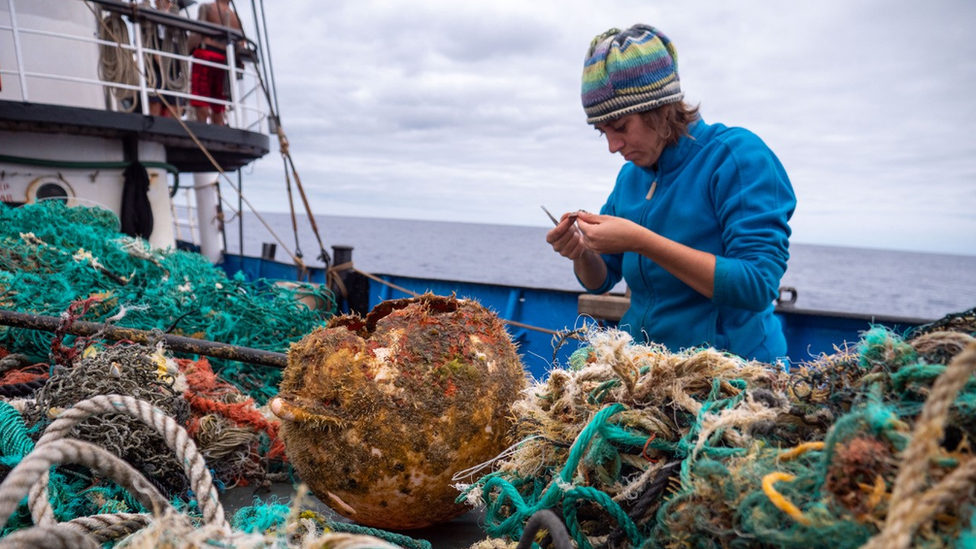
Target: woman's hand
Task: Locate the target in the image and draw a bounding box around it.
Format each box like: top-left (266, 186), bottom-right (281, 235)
top-left (545, 211), bottom-right (609, 290)
top-left (574, 212), bottom-right (642, 255)
top-left (545, 213), bottom-right (588, 260)
top-left (574, 211), bottom-right (717, 298)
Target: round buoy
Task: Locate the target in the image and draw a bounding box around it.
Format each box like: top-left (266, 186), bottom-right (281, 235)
top-left (270, 294), bottom-right (527, 530)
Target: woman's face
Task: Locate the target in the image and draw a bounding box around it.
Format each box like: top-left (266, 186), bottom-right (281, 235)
top-left (594, 113), bottom-right (665, 168)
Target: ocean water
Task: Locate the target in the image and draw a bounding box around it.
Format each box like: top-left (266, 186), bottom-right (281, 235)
top-left (224, 213), bottom-right (976, 322)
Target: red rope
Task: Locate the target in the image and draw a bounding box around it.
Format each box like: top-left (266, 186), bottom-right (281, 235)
top-left (177, 358), bottom-right (287, 462)
top-left (0, 364), bottom-right (48, 385)
top-left (50, 296), bottom-right (105, 366)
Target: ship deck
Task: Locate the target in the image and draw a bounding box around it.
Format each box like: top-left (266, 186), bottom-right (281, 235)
top-left (221, 483), bottom-right (489, 549)
top-left (0, 99), bottom-right (269, 172)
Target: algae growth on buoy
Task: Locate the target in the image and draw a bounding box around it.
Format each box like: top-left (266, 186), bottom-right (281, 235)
top-left (270, 294), bottom-right (527, 530)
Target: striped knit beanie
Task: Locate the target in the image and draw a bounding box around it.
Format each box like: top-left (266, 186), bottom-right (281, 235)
top-left (581, 24), bottom-right (683, 125)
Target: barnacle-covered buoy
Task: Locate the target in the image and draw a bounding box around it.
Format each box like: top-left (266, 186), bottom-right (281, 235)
top-left (270, 294), bottom-right (527, 530)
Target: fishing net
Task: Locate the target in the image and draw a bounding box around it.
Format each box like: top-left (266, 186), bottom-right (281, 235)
top-left (22, 342), bottom-right (191, 498)
top-left (0, 201), bottom-right (335, 537)
top-left (0, 342), bottom-right (292, 537)
top-left (460, 309), bottom-right (976, 549)
top-left (1, 389), bottom-right (433, 549)
top-left (0, 200), bottom-right (336, 403)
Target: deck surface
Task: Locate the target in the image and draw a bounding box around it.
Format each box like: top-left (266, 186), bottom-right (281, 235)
top-left (221, 482), bottom-right (489, 549)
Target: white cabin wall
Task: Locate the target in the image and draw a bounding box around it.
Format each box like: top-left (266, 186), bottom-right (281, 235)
top-left (0, 0), bottom-right (103, 108)
top-left (1, 131), bottom-right (124, 214)
top-left (137, 140), bottom-right (177, 250)
top-left (0, 131), bottom-right (176, 249)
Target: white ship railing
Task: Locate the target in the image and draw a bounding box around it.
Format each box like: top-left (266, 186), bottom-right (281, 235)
top-left (0, 0), bottom-right (271, 134)
top-left (171, 188), bottom-right (200, 245)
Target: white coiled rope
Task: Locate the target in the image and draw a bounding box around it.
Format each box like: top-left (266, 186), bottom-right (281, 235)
top-left (0, 394), bottom-right (229, 548)
top-left (0, 523), bottom-right (102, 549)
top-left (140, 15), bottom-right (190, 97)
top-left (98, 11), bottom-right (142, 113)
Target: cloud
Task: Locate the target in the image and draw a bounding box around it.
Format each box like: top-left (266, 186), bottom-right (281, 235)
top-left (227, 0), bottom-right (976, 255)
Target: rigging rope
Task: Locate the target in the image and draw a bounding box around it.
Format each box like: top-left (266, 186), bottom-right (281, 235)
top-left (276, 129), bottom-right (331, 268)
top-left (85, 2), bottom-right (309, 271)
top-left (84, 3), bottom-right (574, 341)
top-left (244, 0), bottom-right (280, 118)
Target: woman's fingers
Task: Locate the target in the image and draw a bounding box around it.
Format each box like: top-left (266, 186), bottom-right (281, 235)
top-left (547, 222), bottom-right (588, 259)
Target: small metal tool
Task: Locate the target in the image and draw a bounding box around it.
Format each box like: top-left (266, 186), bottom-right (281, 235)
top-left (541, 205), bottom-right (559, 226)
top-left (542, 206), bottom-right (580, 227)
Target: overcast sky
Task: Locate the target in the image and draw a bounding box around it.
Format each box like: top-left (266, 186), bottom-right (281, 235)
top-left (219, 0), bottom-right (975, 256)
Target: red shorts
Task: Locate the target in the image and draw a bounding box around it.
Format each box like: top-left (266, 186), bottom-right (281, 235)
top-left (190, 47), bottom-right (228, 112)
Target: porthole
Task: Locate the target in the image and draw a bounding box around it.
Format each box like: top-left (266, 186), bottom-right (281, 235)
top-left (36, 182), bottom-right (69, 202)
top-left (27, 176), bottom-right (75, 205)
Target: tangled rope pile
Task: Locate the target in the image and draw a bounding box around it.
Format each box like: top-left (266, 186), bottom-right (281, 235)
top-left (0, 337), bottom-right (289, 534)
top-left (0, 393), bottom-right (431, 549)
top-left (23, 341), bottom-right (191, 498)
top-left (179, 355), bottom-right (289, 488)
top-left (0, 201), bottom-right (335, 403)
top-left (460, 309), bottom-right (976, 549)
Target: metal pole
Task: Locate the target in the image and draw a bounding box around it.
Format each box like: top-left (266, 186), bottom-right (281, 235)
top-left (7, 0), bottom-right (29, 101)
top-left (225, 39), bottom-right (241, 128)
top-left (194, 172), bottom-right (223, 263)
top-left (133, 15), bottom-right (150, 115)
top-left (0, 309), bottom-right (288, 369)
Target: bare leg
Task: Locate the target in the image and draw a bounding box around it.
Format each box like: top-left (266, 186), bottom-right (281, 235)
top-left (194, 106), bottom-right (209, 123)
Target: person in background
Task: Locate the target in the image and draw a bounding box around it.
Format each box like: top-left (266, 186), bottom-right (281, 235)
top-left (187, 0), bottom-right (241, 125)
top-left (546, 24), bottom-right (796, 364)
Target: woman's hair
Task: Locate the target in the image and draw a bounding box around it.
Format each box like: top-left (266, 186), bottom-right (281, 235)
top-left (640, 101), bottom-right (701, 145)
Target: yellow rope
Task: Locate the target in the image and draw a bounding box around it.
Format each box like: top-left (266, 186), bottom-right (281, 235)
top-left (776, 441), bottom-right (825, 462)
top-left (857, 474), bottom-right (887, 520)
top-left (761, 472), bottom-right (811, 526)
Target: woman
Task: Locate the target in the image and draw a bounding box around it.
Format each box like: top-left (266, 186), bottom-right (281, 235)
top-left (547, 24), bottom-right (796, 363)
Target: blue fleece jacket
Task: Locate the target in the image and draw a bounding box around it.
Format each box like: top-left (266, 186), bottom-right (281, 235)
top-left (586, 118), bottom-right (796, 362)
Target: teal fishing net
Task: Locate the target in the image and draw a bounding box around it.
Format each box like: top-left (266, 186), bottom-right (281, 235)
top-left (0, 200), bottom-right (336, 404)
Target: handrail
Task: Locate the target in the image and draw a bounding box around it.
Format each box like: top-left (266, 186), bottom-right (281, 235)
top-left (87, 0), bottom-right (250, 46)
top-left (576, 287), bottom-right (936, 326)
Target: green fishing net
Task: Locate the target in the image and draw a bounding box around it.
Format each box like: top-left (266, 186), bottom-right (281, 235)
top-left (461, 314), bottom-right (976, 549)
top-left (0, 201), bottom-right (336, 403)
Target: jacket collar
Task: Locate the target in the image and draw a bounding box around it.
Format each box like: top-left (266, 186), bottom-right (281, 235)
top-left (643, 117), bottom-right (706, 176)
